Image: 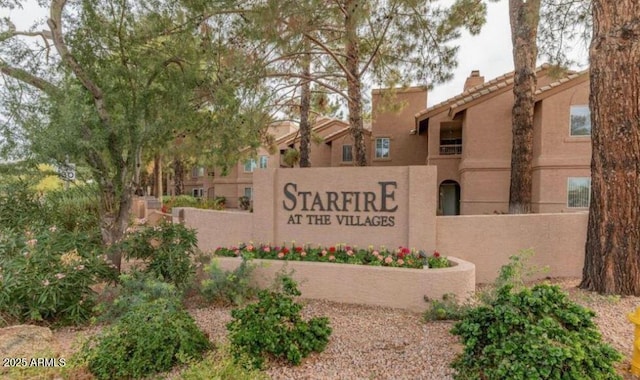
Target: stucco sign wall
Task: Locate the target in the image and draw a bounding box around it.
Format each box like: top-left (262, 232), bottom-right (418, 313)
top-left (252, 166), bottom-right (437, 251)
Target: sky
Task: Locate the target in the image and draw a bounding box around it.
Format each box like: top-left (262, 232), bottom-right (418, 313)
top-left (1, 1), bottom-right (584, 108)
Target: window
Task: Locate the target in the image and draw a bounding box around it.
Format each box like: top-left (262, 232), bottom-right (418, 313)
top-left (192, 188), bottom-right (204, 198)
top-left (570, 105), bottom-right (591, 136)
top-left (259, 155), bottom-right (268, 169)
top-left (375, 138), bottom-right (390, 159)
top-left (243, 159), bottom-right (257, 173)
top-left (567, 177), bottom-right (590, 208)
top-left (342, 145), bottom-right (353, 162)
top-left (244, 187), bottom-right (253, 200)
top-left (191, 167), bottom-right (205, 178)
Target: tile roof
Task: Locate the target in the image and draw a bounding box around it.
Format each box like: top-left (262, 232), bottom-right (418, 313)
top-left (415, 64), bottom-right (585, 121)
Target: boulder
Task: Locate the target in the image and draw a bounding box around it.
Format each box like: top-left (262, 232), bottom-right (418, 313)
top-left (0, 325), bottom-right (56, 357)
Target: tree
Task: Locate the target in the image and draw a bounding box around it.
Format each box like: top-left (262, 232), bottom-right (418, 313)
top-left (507, 0), bottom-right (541, 214)
top-left (0, 1), bottom-right (266, 271)
top-left (579, 0), bottom-right (640, 295)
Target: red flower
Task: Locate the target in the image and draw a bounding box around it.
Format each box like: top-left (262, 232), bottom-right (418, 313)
top-left (282, 247), bottom-right (290, 254)
top-left (346, 246), bottom-right (352, 251)
top-left (295, 246), bottom-right (303, 253)
top-left (433, 251), bottom-right (440, 258)
top-left (329, 246), bottom-right (336, 253)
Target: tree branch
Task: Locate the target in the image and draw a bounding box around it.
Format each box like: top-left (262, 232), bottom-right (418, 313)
top-left (48, 0), bottom-right (111, 125)
top-left (0, 60), bottom-right (59, 95)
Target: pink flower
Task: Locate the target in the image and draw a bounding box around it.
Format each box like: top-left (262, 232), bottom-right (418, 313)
top-left (55, 273), bottom-right (66, 280)
top-left (328, 255), bottom-right (335, 261)
top-left (397, 259), bottom-right (404, 266)
top-left (372, 250), bottom-right (380, 256)
top-left (42, 279), bottom-right (50, 286)
top-left (263, 246), bottom-right (271, 252)
top-left (347, 250), bottom-right (354, 256)
top-left (301, 251), bottom-right (307, 257)
top-left (26, 239), bottom-right (37, 248)
top-left (234, 249), bottom-right (240, 256)
top-left (384, 256), bottom-right (393, 264)
top-left (277, 252), bottom-right (285, 259)
top-left (247, 244), bottom-right (254, 251)
top-left (321, 250), bottom-right (327, 257)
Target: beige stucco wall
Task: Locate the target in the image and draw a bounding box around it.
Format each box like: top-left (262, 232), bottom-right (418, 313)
top-left (214, 256), bottom-right (475, 312)
top-left (371, 87), bottom-right (429, 166)
top-left (175, 207), bottom-right (253, 251)
top-left (436, 212), bottom-right (587, 283)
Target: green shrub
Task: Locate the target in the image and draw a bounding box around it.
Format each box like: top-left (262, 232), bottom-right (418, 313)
top-left (43, 185), bottom-right (101, 233)
top-left (450, 284), bottom-right (623, 380)
top-left (96, 270), bottom-right (182, 321)
top-left (0, 179), bottom-right (48, 231)
top-left (121, 221), bottom-right (198, 289)
top-left (0, 228), bottom-right (114, 325)
top-left (83, 297), bottom-right (211, 380)
top-left (423, 293), bottom-right (468, 321)
top-left (201, 258), bottom-right (257, 306)
top-left (179, 346), bottom-right (269, 380)
top-left (162, 195), bottom-right (225, 213)
top-left (227, 275), bottom-right (332, 369)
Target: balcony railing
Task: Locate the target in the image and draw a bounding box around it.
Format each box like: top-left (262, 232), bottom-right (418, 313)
top-left (439, 144), bottom-right (462, 155)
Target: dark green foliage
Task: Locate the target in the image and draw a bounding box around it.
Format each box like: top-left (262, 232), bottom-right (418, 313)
top-left (84, 297), bottom-right (211, 380)
top-left (121, 221), bottom-right (198, 289)
top-left (0, 227), bottom-right (114, 325)
top-left (200, 258), bottom-right (257, 306)
top-left (0, 179), bottom-right (48, 231)
top-left (450, 284), bottom-right (623, 380)
top-left (227, 275), bottom-right (332, 369)
top-left (43, 185), bottom-right (101, 233)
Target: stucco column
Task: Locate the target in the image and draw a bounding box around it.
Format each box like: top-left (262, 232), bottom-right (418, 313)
top-left (408, 165), bottom-right (438, 252)
top-left (252, 168), bottom-right (277, 244)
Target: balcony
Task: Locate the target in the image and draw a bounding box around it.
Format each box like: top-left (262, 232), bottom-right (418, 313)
top-left (439, 144), bottom-right (462, 155)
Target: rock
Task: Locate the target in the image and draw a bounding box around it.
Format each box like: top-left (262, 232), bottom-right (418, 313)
top-left (0, 325), bottom-right (56, 357)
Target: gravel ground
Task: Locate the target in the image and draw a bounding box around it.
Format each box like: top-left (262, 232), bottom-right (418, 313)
top-left (49, 278), bottom-right (638, 380)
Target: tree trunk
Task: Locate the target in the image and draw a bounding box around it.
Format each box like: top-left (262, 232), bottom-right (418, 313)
top-left (152, 154), bottom-right (163, 198)
top-left (580, 0), bottom-right (640, 295)
top-left (173, 157), bottom-right (184, 195)
top-left (299, 54), bottom-right (312, 168)
top-left (508, 0), bottom-right (541, 214)
top-left (345, 0), bottom-right (367, 166)
top-left (98, 181), bottom-right (132, 273)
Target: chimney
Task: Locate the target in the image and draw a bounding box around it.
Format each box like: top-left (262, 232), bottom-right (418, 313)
top-left (463, 70), bottom-right (484, 91)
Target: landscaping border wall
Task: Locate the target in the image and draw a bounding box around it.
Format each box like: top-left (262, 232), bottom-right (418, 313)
top-left (214, 256), bottom-right (475, 312)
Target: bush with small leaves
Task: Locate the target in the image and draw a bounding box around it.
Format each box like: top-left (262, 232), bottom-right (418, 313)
top-left (450, 284), bottom-right (623, 380)
top-left (227, 275), bottom-right (332, 369)
top-left (121, 221), bottom-right (198, 289)
top-left (200, 258), bottom-right (257, 306)
top-left (83, 297), bottom-right (211, 380)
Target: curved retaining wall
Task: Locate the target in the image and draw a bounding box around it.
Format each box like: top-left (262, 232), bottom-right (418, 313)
top-left (213, 256), bottom-right (475, 312)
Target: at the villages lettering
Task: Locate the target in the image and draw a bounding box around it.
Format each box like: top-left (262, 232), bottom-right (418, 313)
top-left (282, 181), bottom-right (398, 212)
top-left (286, 214), bottom-right (396, 227)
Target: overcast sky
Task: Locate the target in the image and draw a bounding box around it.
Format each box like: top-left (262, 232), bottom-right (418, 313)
top-left (1, 1), bottom-right (584, 107)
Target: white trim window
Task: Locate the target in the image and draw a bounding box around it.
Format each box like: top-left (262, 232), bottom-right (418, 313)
top-left (570, 105), bottom-right (591, 136)
top-left (243, 159), bottom-right (257, 173)
top-left (244, 187), bottom-right (253, 200)
top-left (192, 188), bottom-right (204, 198)
top-left (567, 177), bottom-right (590, 208)
top-left (375, 137), bottom-right (390, 159)
top-left (342, 145), bottom-right (353, 162)
top-left (259, 155), bottom-right (268, 169)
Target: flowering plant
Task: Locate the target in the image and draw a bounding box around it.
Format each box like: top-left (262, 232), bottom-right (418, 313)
top-left (427, 251), bottom-right (450, 268)
top-left (214, 243), bottom-right (451, 269)
top-left (0, 226), bottom-right (115, 325)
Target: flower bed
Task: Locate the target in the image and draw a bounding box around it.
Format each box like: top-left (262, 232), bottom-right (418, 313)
top-left (214, 243), bottom-right (451, 269)
top-left (211, 255), bottom-right (475, 312)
